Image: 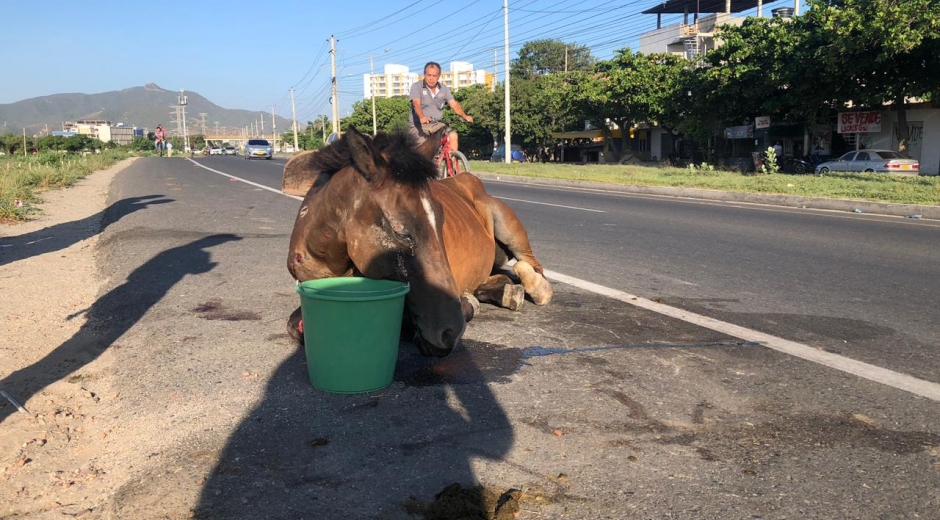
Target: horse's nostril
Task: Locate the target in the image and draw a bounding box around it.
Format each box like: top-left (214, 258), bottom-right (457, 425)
top-left (441, 328), bottom-right (457, 349)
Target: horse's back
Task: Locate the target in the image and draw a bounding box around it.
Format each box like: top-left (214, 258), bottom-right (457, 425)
top-left (430, 175), bottom-right (499, 293)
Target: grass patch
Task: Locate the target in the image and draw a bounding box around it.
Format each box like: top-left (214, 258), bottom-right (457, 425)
top-left (0, 150), bottom-right (137, 222)
top-left (469, 161), bottom-right (940, 206)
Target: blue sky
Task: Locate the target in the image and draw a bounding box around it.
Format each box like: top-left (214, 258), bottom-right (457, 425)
top-left (1, 0), bottom-right (805, 123)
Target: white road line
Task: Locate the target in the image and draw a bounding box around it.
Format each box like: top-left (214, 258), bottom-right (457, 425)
top-left (498, 196), bottom-right (605, 213)
top-left (190, 159), bottom-right (940, 402)
top-left (545, 269), bottom-right (940, 402)
top-left (188, 159), bottom-right (303, 201)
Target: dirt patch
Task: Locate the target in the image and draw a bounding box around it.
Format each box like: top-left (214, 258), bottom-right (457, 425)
top-left (404, 483), bottom-right (522, 520)
top-left (0, 159), bottom-right (135, 519)
top-left (191, 300), bottom-right (262, 321)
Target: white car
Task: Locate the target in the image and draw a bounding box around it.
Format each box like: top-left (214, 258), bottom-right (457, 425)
top-left (244, 139), bottom-right (273, 160)
top-left (815, 150), bottom-right (919, 175)
top-left (209, 146), bottom-right (223, 155)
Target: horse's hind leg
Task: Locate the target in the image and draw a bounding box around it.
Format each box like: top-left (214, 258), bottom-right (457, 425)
top-left (484, 197), bottom-right (553, 305)
top-left (473, 274), bottom-right (525, 311)
top-left (513, 260), bottom-right (552, 305)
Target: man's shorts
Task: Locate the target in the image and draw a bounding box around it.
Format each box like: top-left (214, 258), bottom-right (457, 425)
top-left (408, 121), bottom-right (449, 144)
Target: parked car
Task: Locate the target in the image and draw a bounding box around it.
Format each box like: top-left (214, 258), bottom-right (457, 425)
top-left (815, 149), bottom-right (919, 175)
top-left (244, 139), bottom-right (273, 160)
top-left (491, 144), bottom-right (525, 163)
top-left (209, 146), bottom-right (222, 155)
top-left (779, 153), bottom-right (833, 174)
top-left (222, 146), bottom-right (237, 156)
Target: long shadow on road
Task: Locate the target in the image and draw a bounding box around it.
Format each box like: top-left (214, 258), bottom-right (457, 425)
top-left (0, 233), bottom-right (241, 424)
top-left (0, 195), bottom-right (171, 266)
top-left (195, 308), bottom-right (515, 519)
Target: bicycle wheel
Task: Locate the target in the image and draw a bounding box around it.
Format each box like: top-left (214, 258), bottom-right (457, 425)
top-left (450, 151), bottom-right (469, 175)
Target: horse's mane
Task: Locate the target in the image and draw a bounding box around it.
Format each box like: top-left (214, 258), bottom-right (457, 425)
top-left (309, 129), bottom-right (437, 187)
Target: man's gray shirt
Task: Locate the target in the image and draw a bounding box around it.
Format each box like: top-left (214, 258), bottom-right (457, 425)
top-left (409, 81), bottom-right (454, 128)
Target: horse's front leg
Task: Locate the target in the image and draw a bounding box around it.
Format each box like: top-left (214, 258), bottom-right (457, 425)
top-left (287, 306), bottom-right (304, 345)
top-left (473, 274), bottom-right (525, 311)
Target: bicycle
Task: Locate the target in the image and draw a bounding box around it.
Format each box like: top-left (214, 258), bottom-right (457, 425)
top-left (154, 139), bottom-right (165, 157)
top-left (430, 121), bottom-right (470, 179)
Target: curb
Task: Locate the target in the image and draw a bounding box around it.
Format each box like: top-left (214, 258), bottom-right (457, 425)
top-left (471, 171), bottom-right (939, 220)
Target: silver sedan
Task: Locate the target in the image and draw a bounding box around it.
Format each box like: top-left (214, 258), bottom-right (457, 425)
top-left (815, 149), bottom-right (919, 174)
top-left (244, 139), bottom-right (273, 160)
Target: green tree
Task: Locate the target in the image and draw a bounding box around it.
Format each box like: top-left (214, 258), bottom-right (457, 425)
top-left (803, 0), bottom-right (940, 153)
top-left (130, 136), bottom-right (152, 151)
top-left (452, 84), bottom-right (502, 152)
top-left (340, 96), bottom-right (412, 135)
top-left (580, 49), bottom-right (686, 159)
top-left (511, 39), bottom-right (595, 78)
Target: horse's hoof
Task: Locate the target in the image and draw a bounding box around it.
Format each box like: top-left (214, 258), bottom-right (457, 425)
top-left (460, 293), bottom-right (480, 321)
top-left (502, 283), bottom-right (525, 311)
top-left (514, 261), bottom-right (553, 305)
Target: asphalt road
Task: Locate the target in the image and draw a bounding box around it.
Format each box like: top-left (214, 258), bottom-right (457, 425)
top-left (86, 156), bottom-right (939, 518)
top-left (195, 155), bottom-right (940, 384)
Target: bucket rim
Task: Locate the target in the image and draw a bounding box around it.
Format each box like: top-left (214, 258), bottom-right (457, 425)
top-left (295, 277), bottom-right (410, 302)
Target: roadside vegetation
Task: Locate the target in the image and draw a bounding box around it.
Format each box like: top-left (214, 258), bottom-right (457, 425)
top-left (0, 149), bottom-right (137, 222)
top-left (470, 161), bottom-right (940, 206)
top-left (328, 0), bottom-right (938, 172)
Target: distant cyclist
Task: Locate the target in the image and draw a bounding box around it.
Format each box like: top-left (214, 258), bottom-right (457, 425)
top-left (154, 125), bottom-right (167, 155)
top-left (408, 61), bottom-right (473, 153)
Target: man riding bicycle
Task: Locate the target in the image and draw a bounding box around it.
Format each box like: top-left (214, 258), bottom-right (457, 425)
top-left (154, 124), bottom-right (167, 154)
top-left (408, 61), bottom-right (473, 153)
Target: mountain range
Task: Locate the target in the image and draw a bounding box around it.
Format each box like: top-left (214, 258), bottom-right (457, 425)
top-left (0, 83), bottom-right (296, 136)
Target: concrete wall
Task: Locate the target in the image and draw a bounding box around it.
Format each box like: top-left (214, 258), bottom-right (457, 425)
top-left (850, 107), bottom-right (940, 175)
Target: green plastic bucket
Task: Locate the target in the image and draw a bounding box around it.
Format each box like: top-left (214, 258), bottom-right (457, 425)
top-left (295, 278), bottom-right (410, 394)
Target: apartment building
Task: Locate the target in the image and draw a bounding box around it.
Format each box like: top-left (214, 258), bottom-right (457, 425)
top-left (435, 62), bottom-right (494, 93)
top-left (639, 0), bottom-right (797, 59)
top-left (363, 62), bottom-right (494, 99)
top-left (363, 64), bottom-right (419, 99)
top-left (61, 120), bottom-right (138, 145)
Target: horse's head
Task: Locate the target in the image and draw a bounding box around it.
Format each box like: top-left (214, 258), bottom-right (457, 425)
top-left (287, 127), bottom-right (463, 357)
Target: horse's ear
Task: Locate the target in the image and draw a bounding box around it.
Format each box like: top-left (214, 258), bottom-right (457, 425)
top-left (344, 126), bottom-right (384, 181)
top-left (415, 128), bottom-right (444, 161)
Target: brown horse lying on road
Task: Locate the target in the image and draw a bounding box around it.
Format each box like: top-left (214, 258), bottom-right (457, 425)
top-left (285, 127), bottom-right (553, 357)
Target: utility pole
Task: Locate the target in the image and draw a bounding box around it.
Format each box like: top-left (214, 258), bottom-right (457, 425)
top-left (214, 121), bottom-right (220, 136)
top-left (503, 0), bottom-right (511, 163)
top-left (564, 46), bottom-right (568, 73)
top-left (178, 90), bottom-right (189, 152)
top-left (290, 87), bottom-right (299, 152)
top-left (199, 113), bottom-right (208, 136)
top-left (23, 128), bottom-right (27, 156)
top-left (259, 114), bottom-right (264, 136)
top-left (794, 0), bottom-right (800, 15)
top-left (330, 35), bottom-right (339, 136)
top-left (271, 105), bottom-right (277, 152)
top-left (170, 105), bottom-right (181, 137)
